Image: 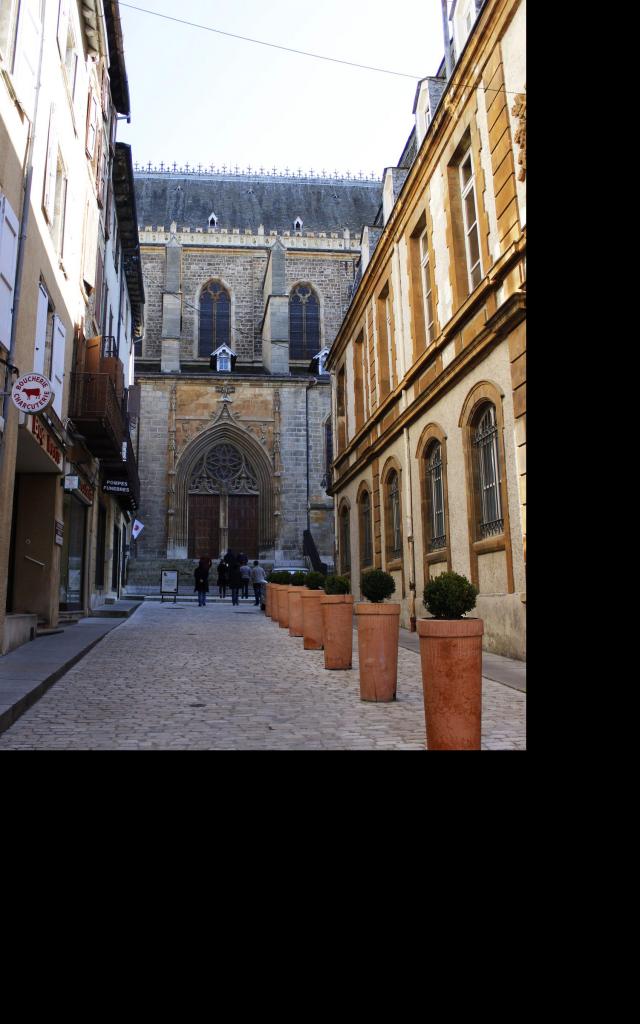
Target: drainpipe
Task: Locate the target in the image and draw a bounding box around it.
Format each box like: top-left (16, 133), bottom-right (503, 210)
top-left (0, 21), bottom-right (46, 472)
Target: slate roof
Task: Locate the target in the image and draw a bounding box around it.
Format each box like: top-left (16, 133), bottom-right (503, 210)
top-left (133, 173), bottom-right (382, 234)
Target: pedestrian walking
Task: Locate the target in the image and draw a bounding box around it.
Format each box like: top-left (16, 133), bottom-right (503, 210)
top-left (239, 561), bottom-right (251, 599)
top-left (217, 558), bottom-right (228, 599)
top-left (226, 551), bottom-right (242, 606)
top-left (194, 556), bottom-right (212, 606)
top-left (250, 560), bottom-right (266, 607)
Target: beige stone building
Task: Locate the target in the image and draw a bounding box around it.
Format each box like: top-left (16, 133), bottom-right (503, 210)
top-left (0, 1), bottom-right (143, 654)
top-left (326, 0), bottom-right (526, 658)
top-left (126, 172), bottom-right (381, 588)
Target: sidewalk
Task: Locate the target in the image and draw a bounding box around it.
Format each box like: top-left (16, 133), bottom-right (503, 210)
top-left (0, 601), bottom-right (142, 735)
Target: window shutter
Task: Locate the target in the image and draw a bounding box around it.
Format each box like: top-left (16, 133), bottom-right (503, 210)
top-left (33, 282), bottom-right (48, 373)
top-left (0, 193), bottom-right (20, 350)
top-left (82, 201), bottom-right (98, 289)
top-left (11, 0), bottom-right (42, 121)
top-left (50, 314), bottom-right (66, 417)
top-left (56, 0), bottom-right (70, 56)
top-left (42, 105), bottom-right (57, 223)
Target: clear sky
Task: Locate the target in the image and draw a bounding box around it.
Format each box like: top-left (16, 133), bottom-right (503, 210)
top-left (116, 0), bottom-right (447, 179)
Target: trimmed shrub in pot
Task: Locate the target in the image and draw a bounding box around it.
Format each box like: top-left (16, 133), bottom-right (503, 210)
top-left (417, 571), bottom-right (483, 750)
top-left (423, 571), bottom-right (478, 619)
top-left (320, 575), bottom-right (353, 669)
top-left (300, 572), bottom-right (326, 650)
top-left (323, 574), bottom-right (351, 595)
top-left (271, 571), bottom-right (292, 627)
top-left (356, 569), bottom-right (400, 702)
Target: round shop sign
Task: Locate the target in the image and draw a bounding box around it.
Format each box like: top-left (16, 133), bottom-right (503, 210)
top-left (11, 373), bottom-right (54, 413)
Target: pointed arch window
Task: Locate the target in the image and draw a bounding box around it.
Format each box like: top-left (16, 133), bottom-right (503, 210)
top-left (290, 283), bottom-right (320, 359)
top-left (199, 281), bottom-right (230, 357)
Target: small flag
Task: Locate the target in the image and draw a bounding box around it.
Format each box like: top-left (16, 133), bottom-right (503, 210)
top-left (131, 519), bottom-right (145, 540)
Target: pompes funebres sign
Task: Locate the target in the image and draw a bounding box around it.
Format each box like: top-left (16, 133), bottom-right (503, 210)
top-left (11, 374), bottom-right (54, 413)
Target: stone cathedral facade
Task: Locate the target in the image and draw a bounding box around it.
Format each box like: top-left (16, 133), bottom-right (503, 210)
top-left (128, 170), bottom-right (381, 583)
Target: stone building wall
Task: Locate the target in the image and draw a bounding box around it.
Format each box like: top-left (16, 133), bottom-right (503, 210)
top-left (180, 248), bottom-right (268, 362)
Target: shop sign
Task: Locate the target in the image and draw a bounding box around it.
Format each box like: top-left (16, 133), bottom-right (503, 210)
top-left (12, 374), bottom-right (54, 413)
top-left (64, 475), bottom-right (79, 490)
top-left (131, 519), bottom-right (144, 540)
top-left (54, 520), bottom-right (64, 546)
top-left (78, 478), bottom-right (94, 504)
top-left (103, 478), bottom-right (130, 494)
top-left (30, 415), bottom-right (63, 468)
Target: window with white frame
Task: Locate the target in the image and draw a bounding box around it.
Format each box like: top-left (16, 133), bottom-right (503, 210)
top-left (86, 92), bottom-right (99, 160)
top-left (419, 228), bottom-right (436, 344)
top-left (63, 22), bottom-right (78, 102)
top-left (52, 152), bottom-right (68, 259)
top-left (459, 148), bottom-right (482, 291)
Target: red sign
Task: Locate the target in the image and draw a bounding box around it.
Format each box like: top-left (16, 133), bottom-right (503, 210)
top-left (12, 374), bottom-right (54, 413)
top-left (30, 415), bottom-right (63, 468)
top-left (78, 478), bottom-right (94, 504)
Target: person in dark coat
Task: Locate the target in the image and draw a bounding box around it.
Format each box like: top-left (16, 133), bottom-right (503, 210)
top-left (194, 556), bottom-right (212, 606)
top-left (226, 550), bottom-right (243, 606)
top-left (217, 558), bottom-right (228, 599)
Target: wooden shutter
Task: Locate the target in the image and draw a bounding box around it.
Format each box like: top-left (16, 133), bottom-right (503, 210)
top-left (12, 0), bottom-right (42, 121)
top-left (56, 0), bottom-right (70, 56)
top-left (33, 282), bottom-right (48, 374)
top-left (42, 104), bottom-right (57, 223)
top-left (0, 193), bottom-right (19, 350)
top-left (82, 201), bottom-right (98, 289)
top-left (51, 314), bottom-right (66, 417)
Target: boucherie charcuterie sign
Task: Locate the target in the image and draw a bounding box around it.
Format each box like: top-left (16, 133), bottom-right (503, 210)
top-left (11, 374), bottom-right (54, 413)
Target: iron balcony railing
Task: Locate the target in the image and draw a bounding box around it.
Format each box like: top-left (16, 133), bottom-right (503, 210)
top-left (69, 372), bottom-right (126, 460)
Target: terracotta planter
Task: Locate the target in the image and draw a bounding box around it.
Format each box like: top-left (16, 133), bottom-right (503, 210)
top-left (288, 587), bottom-right (304, 636)
top-left (417, 618), bottom-right (484, 750)
top-left (265, 582), bottom-right (272, 618)
top-left (277, 586), bottom-right (290, 629)
top-left (320, 594), bottom-right (354, 669)
top-left (268, 583), bottom-right (282, 622)
top-left (355, 603), bottom-right (400, 702)
top-left (300, 589), bottom-right (324, 650)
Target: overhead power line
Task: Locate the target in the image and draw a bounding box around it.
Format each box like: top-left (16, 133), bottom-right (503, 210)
top-left (118, 2), bottom-right (424, 79)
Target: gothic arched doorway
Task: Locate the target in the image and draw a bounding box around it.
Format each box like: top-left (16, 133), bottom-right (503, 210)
top-left (187, 442), bottom-right (260, 558)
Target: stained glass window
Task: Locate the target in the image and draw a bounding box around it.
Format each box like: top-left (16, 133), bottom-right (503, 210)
top-left (199, 281), bottom-right (230, 356)
top-left (290, 284), bottom-right (320, 359)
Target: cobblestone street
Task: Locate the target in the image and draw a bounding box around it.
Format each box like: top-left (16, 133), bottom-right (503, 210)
top-left (0, 602), bottom-right (526, 750)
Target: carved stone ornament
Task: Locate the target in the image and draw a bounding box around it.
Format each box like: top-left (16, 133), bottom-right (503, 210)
top-left (189, 442), bottom-right (259, 494)
top-left (511, 87), bottom-right (526, 182)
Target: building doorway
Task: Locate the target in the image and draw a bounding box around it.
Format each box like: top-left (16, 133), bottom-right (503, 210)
top-left (187, 442), bottom-right (260, 558)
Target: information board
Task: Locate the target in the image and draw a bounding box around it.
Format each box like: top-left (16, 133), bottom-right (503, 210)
top-left (160, 570), bottom-right (179, 603)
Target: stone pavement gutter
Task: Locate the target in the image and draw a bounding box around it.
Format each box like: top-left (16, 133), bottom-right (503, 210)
top-left (0, 601), bottom-right (143, 735)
